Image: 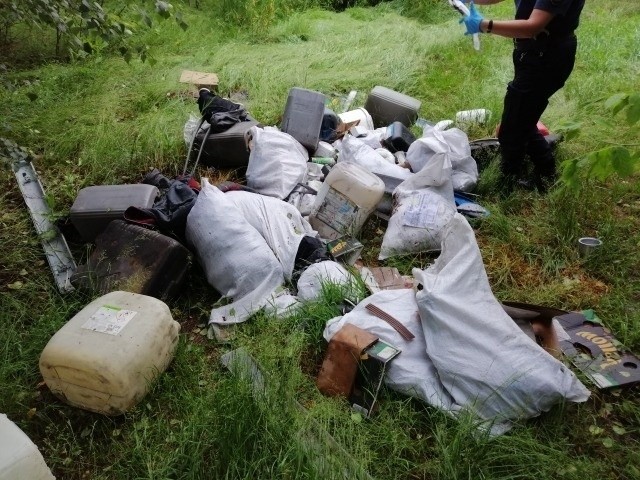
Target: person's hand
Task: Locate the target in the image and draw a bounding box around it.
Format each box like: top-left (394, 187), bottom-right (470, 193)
top-left (459, 2), bottom-right (484, 35)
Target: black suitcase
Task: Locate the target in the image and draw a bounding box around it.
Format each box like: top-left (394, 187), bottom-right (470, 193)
top-left (191, 119), bottom-right (260, 169)
top-left (72, 220), bottom-right (190, 300)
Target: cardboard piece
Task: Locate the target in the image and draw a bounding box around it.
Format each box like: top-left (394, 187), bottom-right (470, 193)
top-left (502, 301), bottom-right (565, 358)
top-left (316, 324), bottom-right (378, 397)
top-left (179, 70), bottom-right (219, 90)
top-left (317, 324), bottom-right (401, 417)
top-left (359, 266), bottom-right (411, 293)
top-left (335, 120), bottom-right (360, 140)
top-left (554, 312), bottom-right (640, 389)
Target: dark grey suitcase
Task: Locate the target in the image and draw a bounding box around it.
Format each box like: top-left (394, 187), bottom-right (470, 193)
top-left (280, 87), bottom-right (326, 152)
top-left (70, 184), bottom-right (159, 241)
top-left (72, 220), bottom-right (190, 300)
top-left (364, 86), bottom-right (422, 128)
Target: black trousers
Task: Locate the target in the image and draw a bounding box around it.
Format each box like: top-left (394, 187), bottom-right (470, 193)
top-left (498, 35), bottom-right (578, 180)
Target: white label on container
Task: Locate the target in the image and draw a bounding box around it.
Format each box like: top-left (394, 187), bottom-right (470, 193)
top-left (402, 191), bottom-right (440, 228)
top-left (315, 187), bottom-right (358, 233)
top-left (81, 306), bottom-right (137, 335)
top-left (376, 346), bottom-right (398, 361)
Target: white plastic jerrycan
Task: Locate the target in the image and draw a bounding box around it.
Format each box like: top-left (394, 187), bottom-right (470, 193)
top-left (39, 291), bottom-right (180, 415)
top-left (310, 161), bottom-right (385, 240)
top-left (0, 413), bottom-right (55, 479)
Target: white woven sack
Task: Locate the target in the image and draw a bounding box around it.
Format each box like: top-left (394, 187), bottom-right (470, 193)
top-left (246, 126), bottom-right (309, 199)
top-left (340, 134), bottom-right (412, 182)
top-left (323, 289), bottom-right (458, 413)
top-left (185, 179), bottom-right (284, 324)
top-left (378, 151), bottom-right (456, 260)
top-left (297, 261), bottom-right (354, 301)
top-left (407, 127), bottom-right (478, 192)
top-left (226, 191), bottom-right (316, 280)
top-left (413, 214), bottom-right (590, 433)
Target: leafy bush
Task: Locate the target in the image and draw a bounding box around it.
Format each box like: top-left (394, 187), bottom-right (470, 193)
top-left (0, 0), bottom-right (187, 62)
top-left (559, 92), bottom-right (640, 191)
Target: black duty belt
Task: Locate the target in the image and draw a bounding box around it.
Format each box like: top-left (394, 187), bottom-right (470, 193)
top-left (513, 32), bottom-right (576, 50)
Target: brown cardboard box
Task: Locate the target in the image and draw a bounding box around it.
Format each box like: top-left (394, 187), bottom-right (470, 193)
top-left (179, 70), bottom-right (219, 91)
top-left (317, 324), bottom-right (378, 397)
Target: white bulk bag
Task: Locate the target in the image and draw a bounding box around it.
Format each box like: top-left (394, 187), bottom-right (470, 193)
top-left (407, 127), bottom-right (478, 192)
top-left (413, 214), bottom-right (590, 432)
top-left (185, 179), bottom-right (284, 324)
top-left (340, 135), bottom-right (412, 182)
top-left (297, 261), bottom-right (355, 301)
top-left (226, 191), bottom-right (316, 280)
top-left (378, 151), bottom-right (457, 260)
top-left (246, 126), bottom-right (309, 199)
top-left (323, 289), bottom-right (458, 413)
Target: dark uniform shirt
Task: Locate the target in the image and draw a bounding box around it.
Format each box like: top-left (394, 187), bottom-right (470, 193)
top-left (515, 0), bottom-right (585, 38)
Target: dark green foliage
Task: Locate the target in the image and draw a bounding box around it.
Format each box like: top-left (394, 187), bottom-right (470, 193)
top-left (0, 0), bottom-right (186, 62)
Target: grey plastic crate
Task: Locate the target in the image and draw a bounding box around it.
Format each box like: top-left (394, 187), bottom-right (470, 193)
top-left (364, 86), bottom-right (422, 128)
top-left (70, 184), bottom-right (159, 241)
top-left (281, 87), bottom-right (326, 152)
top-left (72, 220), bottom-right (189, 300)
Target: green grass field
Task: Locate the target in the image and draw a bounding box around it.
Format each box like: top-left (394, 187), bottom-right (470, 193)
top-left (1, 0), bottom-right (640, 478)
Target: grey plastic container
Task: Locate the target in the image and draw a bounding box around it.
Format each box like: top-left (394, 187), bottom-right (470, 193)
top-left (70, 184), bottom-right (159, 241)
top-left (280, 87), bottom-right (326, 152)
top-left (72, 220), bottom-right (190, 300)
top-left (364, 86), bottom-right (422, 128)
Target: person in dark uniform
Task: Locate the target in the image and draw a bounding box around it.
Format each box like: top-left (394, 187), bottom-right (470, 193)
top-left (461, 0), bottom-right (586, 192)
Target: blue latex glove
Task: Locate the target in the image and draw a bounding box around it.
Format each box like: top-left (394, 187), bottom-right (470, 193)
top-left (459, 2), bottom-right (484, 35)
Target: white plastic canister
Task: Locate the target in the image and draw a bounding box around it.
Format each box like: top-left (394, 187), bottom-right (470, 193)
top-left (39, 291), bottom-right (180, 415)
top-left (309, 161), bottom-right (385, 240)
top-left (0, 414), bottom-right (55, 480)
top-left (338, 108), bottom-right (375, 131)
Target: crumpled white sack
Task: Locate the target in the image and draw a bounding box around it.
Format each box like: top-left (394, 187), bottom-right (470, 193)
top-left (185, 179), bottom-right (285, 324)
top-left (297, 261), bottom-right (354, 301)
top-left (246, 126), bottom-right (309, 199)
top-left (413, 213), bottom-right (590, 433)
top-left (323, 289), bottom-right (459, 413)
top-left (340, 135), bottom-right (412, 183)
top-left (407, 127), bottom-right (478, 192)
top-left (378, 151), bottom-right (457, 260)
top-left (226, 191), bottom-right (316, 280)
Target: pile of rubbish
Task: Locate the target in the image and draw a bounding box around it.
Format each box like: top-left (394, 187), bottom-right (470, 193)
top-left (10, 78), bottom-right (640, 476)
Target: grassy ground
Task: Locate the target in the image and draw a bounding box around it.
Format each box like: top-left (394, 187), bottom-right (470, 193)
top-left (1, 0), bottom-right (640, 478)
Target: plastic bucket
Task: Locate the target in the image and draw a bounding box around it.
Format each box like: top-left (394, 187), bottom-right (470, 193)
top-left (338, 108), bottom-right (374, 131)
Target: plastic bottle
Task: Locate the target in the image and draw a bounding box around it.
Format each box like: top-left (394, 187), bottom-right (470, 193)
top-left (39, 291), bottom-right (180, 415)
top-left (0, 414), bottom-right (55, 479)
top-left (309, 162), bottom-right (385, 240)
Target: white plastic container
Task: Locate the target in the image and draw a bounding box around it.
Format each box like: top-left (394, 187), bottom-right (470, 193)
top-left (309, 162), bottom-right (385, 240)
top-left (0, 414), bottom-right (55, 480)
top-left (39, 291), bottom-right (180, 415)
top-left (454, 109), bottom-right (492, 129)
top-left (338, 108), bottom-right (375, 131)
